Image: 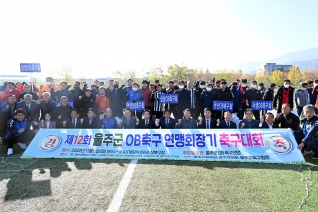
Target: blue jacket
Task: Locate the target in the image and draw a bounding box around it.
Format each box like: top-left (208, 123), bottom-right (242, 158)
top-left (2, 102), bottom-right (19, 118)
top-left (5, 118), bottom-right (29, 138)
top-left (231, 88), bottom-right (242, 109)
top-left (99, 117), bottom-right (118, 129)
top-left (200, 90), bottom-right (213, 110)
top-left (127, 91), bottom-right (143, 102)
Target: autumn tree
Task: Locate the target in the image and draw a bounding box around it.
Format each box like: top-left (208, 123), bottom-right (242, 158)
top-left (270, 70), bottom-right (285, 86)
top-left (301, 67), bottom-right (318, 81)
top-left (165, 64), bottom-right (195, 82)
top-left (111, 69), bottom-right (137, 85)
top-left (148, 65), bottom-right (165, 84)
top-left (255, 69), bottom-right (271, 87)
top-left (287, 66), bottom-right (301, 87)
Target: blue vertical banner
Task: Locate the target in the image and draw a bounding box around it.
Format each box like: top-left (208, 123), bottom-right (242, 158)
top-left (213, 101), bottom-right (234, 112)
top-left (20, 63), bottom-right (41, 72)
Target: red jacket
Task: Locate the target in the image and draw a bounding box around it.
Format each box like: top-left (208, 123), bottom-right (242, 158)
top-left (95, 95), bottom-right (110, 113)
top-left (139, 88), bottom-right (152, 107)
top-left (1, 89), bottom-right (21, 102)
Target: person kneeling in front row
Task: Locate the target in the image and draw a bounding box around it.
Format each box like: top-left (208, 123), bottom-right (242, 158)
top-left (5, 109), bottom-right (37, 155)
top-left (297, 104), bottom-right (318, 159)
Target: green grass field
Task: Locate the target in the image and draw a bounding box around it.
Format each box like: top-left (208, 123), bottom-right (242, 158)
top-left (0, 144), bottom-right (317, 212)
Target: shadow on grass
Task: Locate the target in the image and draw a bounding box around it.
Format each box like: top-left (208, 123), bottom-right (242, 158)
top-left (0, 143), bottom-right (134, 201)
top-left (1, 140), bottom-right (317, 201)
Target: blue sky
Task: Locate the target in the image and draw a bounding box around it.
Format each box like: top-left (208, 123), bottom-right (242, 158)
top-left (0, 0), bottom-right (317, 78)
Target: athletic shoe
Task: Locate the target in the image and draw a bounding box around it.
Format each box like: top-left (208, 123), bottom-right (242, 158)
top-left (302, 149), bottom-right (313, 156)
top-left (17, 142), bottom-right (27, 149)
top-left (312, 154), bottom-right (318, 160)
top-left (7, 148), bottom-right (13, 155)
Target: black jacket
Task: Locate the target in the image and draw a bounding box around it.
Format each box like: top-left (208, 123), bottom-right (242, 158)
top-left (80, 117), bottom-right (99, 129)
top-left (273, 86), bottom-right (295, 110)
top-left (259, 121), bottom-right (279, 128)
top-left (39, 99), bottom-right (57, 120)
top-left (275, 112), bottom-right (300, 131)
top-left (212, 87), bottom-right (234, 101)
top-left (198, 117), bottom-right (217, 129)
top-left (137, 119), bottom-right (156, 129)
top-left (263, 88), bottom-right (274, 101)
top-left (55, 105), bottom-right (72, 128)
top-left (243, 88), bottom-right (262, 107)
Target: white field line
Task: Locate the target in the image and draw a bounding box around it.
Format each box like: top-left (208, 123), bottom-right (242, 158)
top-left (107, 159), bottom-right (138, 212)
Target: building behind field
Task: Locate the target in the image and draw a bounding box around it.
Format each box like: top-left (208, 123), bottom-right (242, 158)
top-left (257, 63), bottom-right (292, 74)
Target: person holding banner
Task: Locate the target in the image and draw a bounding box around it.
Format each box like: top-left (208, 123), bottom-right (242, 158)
top-left (298, 104), bottom-right (318, 159)
top-left (231, 82), bottom-right (242, 118)
top-left (127, 83), bottom-right (143, 119)
top-left (263, 83), bottom-right (276, 115)
top-left (175, 81), bottom-right (190, 120)
top-left (217, 111), bottom-right (237, 129)
top-left (99, 108), bottom-right (118, 129)
top-left (136, 109), bottom-right (156, 129)
top-left (243, 80), bottom-right (262, 121)
top-left (150, 84), bottom-right (164, 119)
top-left (165, 81), bottom-right (177, 119)
top-left (212, 81), bottom-right (234, 120)
top-left (120, 108), bottom-right (137, 129)
top-left (5, 109), bottom-right (37, 155)
top-left (198, 108), bottom-right (216, 129)
top-left (156, 109), bottom-right (176, 129)
top-left (177, 108), bottom-right (197, 129)
top-left (259, 112), bottom-right (278, 129)
top-left (239, 109), bottom-right (260, 129)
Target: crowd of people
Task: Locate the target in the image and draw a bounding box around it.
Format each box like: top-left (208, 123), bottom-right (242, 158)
top-left (1, 76), bottom-right (318, 159)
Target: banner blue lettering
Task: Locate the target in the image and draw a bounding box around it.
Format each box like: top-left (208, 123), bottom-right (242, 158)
top-left (213, 101), bottom-right (233, 112)
top-left (159, 94), bottom-right (178, 104)
top-left (20, 63), bottom-right (41, 72)
top-left (22, 129), bottom-right (305, 164)
top-left (251, 100), bottom-right (273, 110)
top-left (126, 101), bottom-right (145, 112)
